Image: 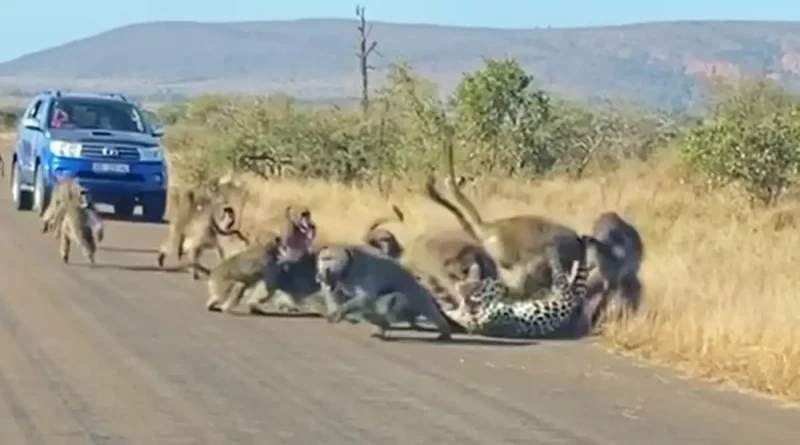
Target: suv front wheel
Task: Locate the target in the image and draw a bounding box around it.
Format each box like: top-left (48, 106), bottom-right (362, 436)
top-left (33, 167), bottom-right (50, 215)
top-left (10, 160), bottom-right (33, 211)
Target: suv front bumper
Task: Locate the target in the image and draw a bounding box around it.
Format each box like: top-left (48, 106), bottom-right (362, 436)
top-left (46, 158), bottom-right (167, 203)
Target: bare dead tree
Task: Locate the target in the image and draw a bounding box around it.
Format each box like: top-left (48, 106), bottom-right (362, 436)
top-left (356, 5), bottom-right (379, 115)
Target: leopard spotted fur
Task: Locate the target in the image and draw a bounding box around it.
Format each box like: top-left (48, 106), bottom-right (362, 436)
top-left (453, 237), bottom-right (589, 338)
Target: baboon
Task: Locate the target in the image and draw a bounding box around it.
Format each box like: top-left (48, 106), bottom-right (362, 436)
top-left (425, 140), bottom-right (583, 299)
top-left (157, 184), bottom-right (252, 280)
top-left (401, 228), bottom-right (498, 310)
top-left (157, 188), bottom-right (211, 265)
top-left (240, 205), bottom-right (319, 314)
top-left (181, 205), bottom-right (251, 280)
top-left (362, 205), bottom-right (405, 259)
top-left (41, 178), bottom-right (82, 234)
top-left (359, 204), bottom-right (494, 324)
top-left (157, 176), bottom-right (250, 270)
top-left (585, 211), bottom-right (645, 321)
top-left (205, 235), bottom-right (286, 313)
top-left (315, 244), bottom-right (456, 341)
top-left (59, 195), bottom-right (99, 266)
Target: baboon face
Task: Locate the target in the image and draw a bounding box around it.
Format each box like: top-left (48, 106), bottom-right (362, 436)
top-left (285, 206), bottom-right (317, 251)
top-left (584, 235), bottom-right (623, 282)
top-left (366, 229), bottom-right (403, 259)
top-left (217, 205), bottom-right (237, 231)
top-left (442, 247), bottom-right (486, 283)
top-left (314, 246), bottom-right (348, 288)
top-left (264, 235), bottom-right (285, 261)
top-left (78, 192), bottom-right (92, 209)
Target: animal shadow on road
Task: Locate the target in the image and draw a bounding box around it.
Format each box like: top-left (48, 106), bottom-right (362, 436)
top-left (98, 246), bottom-right (160, 254)
top-left (374, 335), bottom-right (537, 347)
top-left (97, 211), bottom-right (167, 225)
top-left (75, 263), bottom-right (186, 273)
top-left (229, 307), bottom-right (324, 319)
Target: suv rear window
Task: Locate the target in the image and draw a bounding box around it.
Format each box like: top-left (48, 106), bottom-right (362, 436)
top-left (48, 98), bottom-right (147, 133)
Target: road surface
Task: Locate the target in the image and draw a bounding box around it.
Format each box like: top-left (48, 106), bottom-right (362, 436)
top-left (0, 190), bottom-right (797, 445)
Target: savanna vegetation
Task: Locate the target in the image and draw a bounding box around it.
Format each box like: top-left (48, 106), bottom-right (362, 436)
top-left (154, 54), bottom-right (800, 402)
top-left (0, 105), bottom-right (21, 130)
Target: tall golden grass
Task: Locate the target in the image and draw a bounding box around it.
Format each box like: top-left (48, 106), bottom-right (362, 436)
top-left (230, 153), bottom-right (800, 402)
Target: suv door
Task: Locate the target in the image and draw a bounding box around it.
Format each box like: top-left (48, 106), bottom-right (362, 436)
top-left (16, 98), bottom-right (44, 184)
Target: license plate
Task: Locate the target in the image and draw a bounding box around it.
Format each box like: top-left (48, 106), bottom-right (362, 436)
top-left (92, 162), bottom-right (129, 174)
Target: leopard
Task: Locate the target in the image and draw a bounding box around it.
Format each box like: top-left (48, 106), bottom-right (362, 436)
top-left (446, 235), bottom-right (600, 339)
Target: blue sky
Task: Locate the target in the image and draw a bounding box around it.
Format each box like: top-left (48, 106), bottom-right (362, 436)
top-left (1, 0), bottom-right (798, 63)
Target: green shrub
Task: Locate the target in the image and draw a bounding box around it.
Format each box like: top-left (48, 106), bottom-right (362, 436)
top-left (157, 58), bottom-right (677, 188)
top-left (681, 79), bottom-right (800, 205)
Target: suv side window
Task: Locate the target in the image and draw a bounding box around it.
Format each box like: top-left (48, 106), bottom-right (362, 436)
top-left (33, 99), bottom-right (49, 122)
top-left (24, 99), bottom-right (42, 120)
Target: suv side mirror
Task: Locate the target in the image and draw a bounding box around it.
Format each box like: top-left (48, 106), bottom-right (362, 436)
top-left (151, 124), bottom-right (164, 138)
top-left (21, 117), bottom-right (42, 131)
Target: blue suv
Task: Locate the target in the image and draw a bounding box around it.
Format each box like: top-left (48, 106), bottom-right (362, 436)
top-left (9, 90), bottom-right (168, 222)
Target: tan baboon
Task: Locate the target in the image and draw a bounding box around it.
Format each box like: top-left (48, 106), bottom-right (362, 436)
top-left (158, 188), bottom-right (204, 262)
top-left (205, 235), bottom-right (285, 313)
top-left (157, 179), bottom-right (250, 278)
top-left (401, 228), bottom-right (498, 310)
top-left (179, 205), bottom-right (251, 280)
top-left (585, 211), bottom-right (645, 321)
top-left (59, 195), bottom-right (99, 266)
top-left (41, 178), bottom-right (82, 234)
top-left (362, 205), bottom-right (405, 259)
top-left (425, 141), bottom-right (583, 299)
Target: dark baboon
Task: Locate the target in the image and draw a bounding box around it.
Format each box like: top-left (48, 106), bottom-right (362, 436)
top-left (59, 195), bottom-right (99, 266)
top-left (586, 211), bottom-right (645, 322)
top-left (243, 205), bottom-right (318, 314)
top-left (315, 244), bottom-right (457, 341)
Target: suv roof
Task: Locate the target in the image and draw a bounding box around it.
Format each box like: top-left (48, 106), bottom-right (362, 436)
top-left (39, 89), bottom-right (130, 103)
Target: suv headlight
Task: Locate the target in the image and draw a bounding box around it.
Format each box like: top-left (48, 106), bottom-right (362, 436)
top-left (50, 140), bottom-right (82, 158)
top-left (138, 146), bottom-right (164, 161)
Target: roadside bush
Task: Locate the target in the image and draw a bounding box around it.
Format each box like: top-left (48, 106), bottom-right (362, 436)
top-left (0, 106), bottom-right (22, 130)
top-left (681, 79), bottom-right (800, 206)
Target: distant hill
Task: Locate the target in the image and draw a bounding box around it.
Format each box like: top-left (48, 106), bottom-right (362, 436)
top-left (2, 19), bottom-right (800, 110)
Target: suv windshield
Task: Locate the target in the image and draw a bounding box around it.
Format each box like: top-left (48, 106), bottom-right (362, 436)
top-left (48, 98), bottom-right (147, 133)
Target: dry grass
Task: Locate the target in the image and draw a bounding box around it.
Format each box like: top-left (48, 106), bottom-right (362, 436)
top-left (226, 154), bottom-right (800, 402)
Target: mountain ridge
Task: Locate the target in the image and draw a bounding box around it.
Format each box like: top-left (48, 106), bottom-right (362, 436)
top-left (2, 18), bottom-right (800, 109)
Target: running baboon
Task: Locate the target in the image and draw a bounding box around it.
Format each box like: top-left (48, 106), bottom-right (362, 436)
top-left (205, 235), bottom-right (286, 313)
top-left (425, 140), bottom-right (583, 299)
top-left (180, 205), bottom-right (251, 280)
top-left (59, 196), bottom-right (98, 266)
top-left (362, 205), bottom-right (405, 259)
top-left (157, 188), bottom-right (213, 265)
top-left (41, 178), bottom-right (82, 234)
top-left (315, 244), bottom-right (456, 341)
top-left (585, 211), bottom-right (645, 321)
top-left (157, 177), bottom-right (250, 270)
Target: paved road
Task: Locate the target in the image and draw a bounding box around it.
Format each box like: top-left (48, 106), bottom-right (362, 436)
top-left (0, 191), bottom-right (797, 445)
